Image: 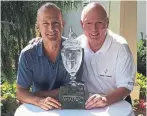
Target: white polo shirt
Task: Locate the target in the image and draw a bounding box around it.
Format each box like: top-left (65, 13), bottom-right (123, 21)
top-left (77, 30), bottom-right (136, 96)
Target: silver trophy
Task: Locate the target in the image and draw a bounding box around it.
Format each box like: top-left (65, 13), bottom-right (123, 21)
top-left (59, 27), bottom-right (87, 109)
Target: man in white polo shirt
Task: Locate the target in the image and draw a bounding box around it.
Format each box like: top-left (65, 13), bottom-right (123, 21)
top-left (77, 2), bottom-right (136, 109)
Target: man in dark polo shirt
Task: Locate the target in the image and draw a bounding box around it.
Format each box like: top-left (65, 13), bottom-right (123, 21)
top-left (16, 3), bottom-right (82, 111)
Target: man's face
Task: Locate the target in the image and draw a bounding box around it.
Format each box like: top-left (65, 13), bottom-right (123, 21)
top-left (38, 8), bottom-right (64, 43)
top-left (81, 7), bottom-right (108, 46)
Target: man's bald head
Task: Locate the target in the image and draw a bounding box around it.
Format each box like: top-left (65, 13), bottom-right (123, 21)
top-left (81, 2), bottom-right (108, 22)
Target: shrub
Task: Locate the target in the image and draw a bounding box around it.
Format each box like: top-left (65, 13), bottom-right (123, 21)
top-left (1, 80), bottom-right (18, 115)
top-left (137, 39), bottom-right (146, 76)
top-left (136, 72), bottom-right (146, 99)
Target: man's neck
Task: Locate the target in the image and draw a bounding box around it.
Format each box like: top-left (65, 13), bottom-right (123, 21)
top-left (89, 43), bottom-right (102, 53)
top-left (43, 41), bottom-right (60, 63)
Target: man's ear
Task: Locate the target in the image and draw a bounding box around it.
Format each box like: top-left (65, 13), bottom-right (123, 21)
top-left (80, 20), bottom-right (83, 29)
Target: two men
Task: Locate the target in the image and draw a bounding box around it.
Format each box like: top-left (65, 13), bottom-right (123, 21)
top-left (16, 2), bottom-right (135, 110)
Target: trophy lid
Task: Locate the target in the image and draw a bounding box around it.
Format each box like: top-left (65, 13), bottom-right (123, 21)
top-left (69, 26), bottom-right (77, 39)
top-left (62, 26), bottom-right (81, 48)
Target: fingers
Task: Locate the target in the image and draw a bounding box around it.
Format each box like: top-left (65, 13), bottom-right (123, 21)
top-left (85, 94), bottom-right (107, 109)
top-left (45, 97), bottom-right (61, 109)
top-left (38, 97), bottom-right (61, 110)
top-left (47, 97), bottom-right (61, 107)
top-left (85, 94), bottom-right (100, 105)
top-left (41, 104), bottom-right (52, 111)
top-left (85, 94), bottom-right (101, 109)
top-left (96, 97), bottom-right (107, 108)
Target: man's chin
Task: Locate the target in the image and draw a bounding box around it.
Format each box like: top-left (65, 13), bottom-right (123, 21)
top-left (90, 36), bottom-right (100, 40)
top-left (46, 35), bottom-right (58, 41)
top-left (49, 37), bottom-right (58, 41)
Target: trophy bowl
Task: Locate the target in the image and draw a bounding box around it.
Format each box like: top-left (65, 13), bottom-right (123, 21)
top-left (61, 46), bottom-right (82, 85)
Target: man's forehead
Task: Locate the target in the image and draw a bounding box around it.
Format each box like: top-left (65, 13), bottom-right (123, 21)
top-left (38, 7), bottom-right (61, 18)
top-left (83, 14), bottom-right (106, 22)
top-left (38, 9), bottom-right (62, 20)
top-left (41, 18), bottom-right (60, 22)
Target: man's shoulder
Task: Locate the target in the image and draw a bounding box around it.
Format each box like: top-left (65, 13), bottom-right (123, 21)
top-left (108, 30), bottom-right (128, 45)
top-left (21, 37), bottom-right (42, 55)
top-left (108, 30), bottom-right (132, 54)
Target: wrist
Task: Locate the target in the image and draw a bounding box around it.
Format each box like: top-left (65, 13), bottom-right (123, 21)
top-left (35, 97), bottom-right (43, 107)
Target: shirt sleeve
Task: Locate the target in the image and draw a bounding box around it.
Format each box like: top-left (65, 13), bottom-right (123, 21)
top-left (17, 50), bottom-right (33, 89)
top-left (115, 44), bottom-right (136, 91)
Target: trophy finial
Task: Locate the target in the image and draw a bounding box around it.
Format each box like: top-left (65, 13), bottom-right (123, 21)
top-left (69, 26), bottom-right (77, 39)
top-left (69, 26), bottom-right (72, 33)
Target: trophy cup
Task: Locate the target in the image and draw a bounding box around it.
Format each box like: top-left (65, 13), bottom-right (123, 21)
top-left (59, 27), bottom-right (88, 109)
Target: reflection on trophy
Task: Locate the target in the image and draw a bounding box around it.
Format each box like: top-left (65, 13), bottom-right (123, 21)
top-left (59, 27), bottom-right (88, 109)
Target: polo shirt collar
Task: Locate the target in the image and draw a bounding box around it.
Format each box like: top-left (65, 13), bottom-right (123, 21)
top-left (37, 39), bottom-right (44, 57)
top-left (95, 29), bottom-right (112, 54)
top-left (37, 38), bottom-right (62, 61)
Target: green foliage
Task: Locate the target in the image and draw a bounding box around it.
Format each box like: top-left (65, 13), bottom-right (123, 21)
top-left (1, 80), bottom-right (17, 114)
top-left (1, 81), bottom-right (16, 100)
top-left (137, 39), bottom-right (146, 76)
top-left (136, 73), bottom-right (146, 98)
top-left (1, 80), bottom-right (19, 114)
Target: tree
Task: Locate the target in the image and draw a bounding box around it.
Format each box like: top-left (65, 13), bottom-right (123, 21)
top-left (137, 38), bottom-right (146, 76)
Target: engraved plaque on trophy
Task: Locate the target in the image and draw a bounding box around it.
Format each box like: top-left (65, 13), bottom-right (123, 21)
top-left (59, 27), bottom-right (88, 109)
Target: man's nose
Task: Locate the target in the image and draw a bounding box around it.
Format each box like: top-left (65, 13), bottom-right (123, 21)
top-left (48, 24), bottom-right (55, 30)
top-left (91, 23), bottom-right (97, 31)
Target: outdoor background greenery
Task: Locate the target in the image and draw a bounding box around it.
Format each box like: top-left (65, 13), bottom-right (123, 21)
top-left (1, 1), bottom-right (146, 116)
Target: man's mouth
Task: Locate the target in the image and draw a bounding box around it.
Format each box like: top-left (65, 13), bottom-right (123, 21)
top-left (47, 33), bottom-right (57, 36)
top-left (90, 33), bottom-right (99, 36)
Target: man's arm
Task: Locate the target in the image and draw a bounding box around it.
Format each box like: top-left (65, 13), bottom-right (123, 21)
top-left (86, 44), bottom-right (136, 109)
top-left (105, 87), bottom-right (130, 105)
top-left (16, 85), bottom-right (41, 105)
top-left (34, 89), bottom-right (59, 98)
top-left (16, 85), bottom-right (61, 110)
top-left (85, 87), bottom-right (130, 109)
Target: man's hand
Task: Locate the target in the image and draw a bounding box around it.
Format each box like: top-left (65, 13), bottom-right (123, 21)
top-left (85, 94), bottom-right (107, 109)
top-left (38, 97), bottom-right (61, 110)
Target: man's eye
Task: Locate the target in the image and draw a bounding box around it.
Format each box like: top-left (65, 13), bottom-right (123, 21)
top-left (54, 22), bottom-right (60, 25)
top-left (43, 23), bottom-right (48, 25)
top-left (87, 22), bottom-right (92, 25)
top-left (98, 21), bottom-right (105, 24)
